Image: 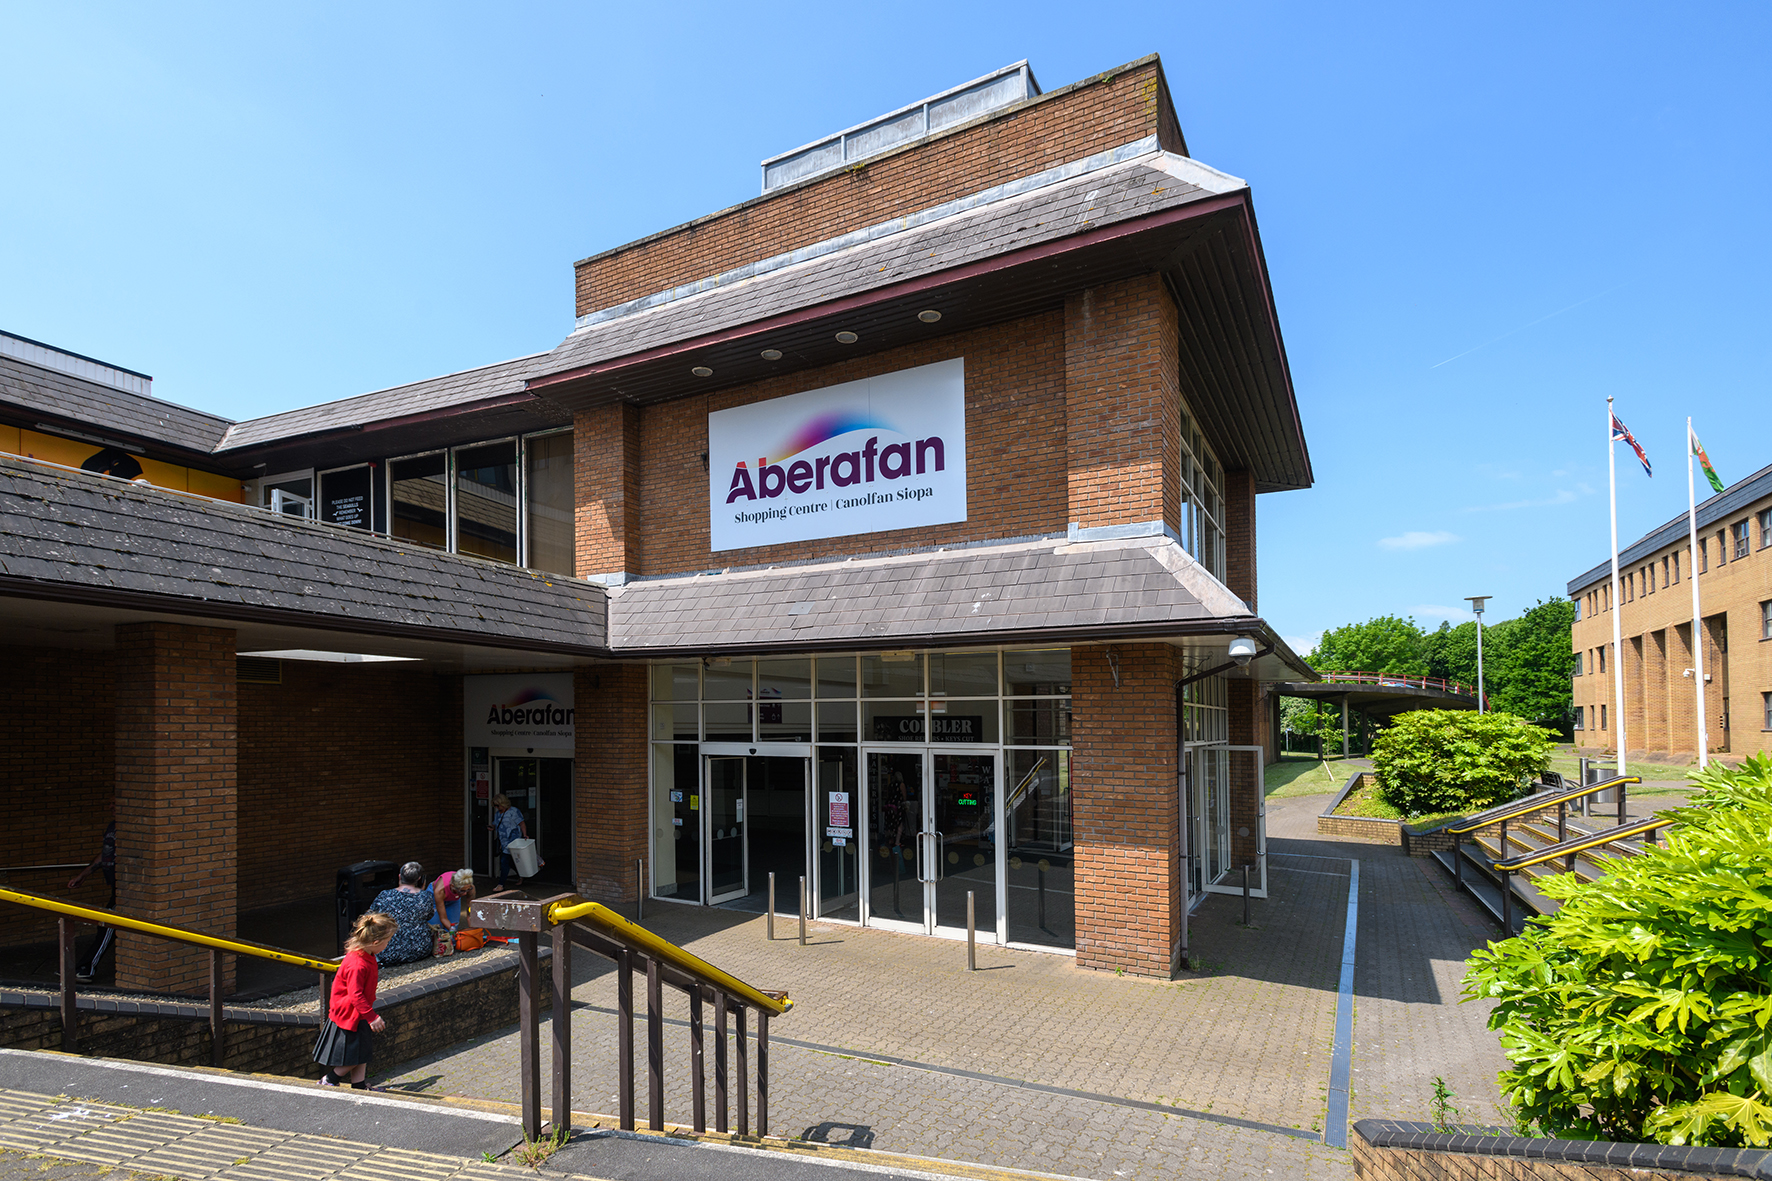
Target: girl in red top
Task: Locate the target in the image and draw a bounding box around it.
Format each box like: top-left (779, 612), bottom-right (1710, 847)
top-left (314, 912), bottom-right (395, 1088)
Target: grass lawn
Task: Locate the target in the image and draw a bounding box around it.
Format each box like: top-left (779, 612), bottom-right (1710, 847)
top-left (1546, 746), bottom-right (1699, 784)
top-left (1265, 751), bottom-right (1361, 798)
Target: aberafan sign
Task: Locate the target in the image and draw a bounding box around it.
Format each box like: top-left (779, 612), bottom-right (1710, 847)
top-left (708, 358), bottom-right (966, 552)
top-left (463, 673), bottom-right (574, 749)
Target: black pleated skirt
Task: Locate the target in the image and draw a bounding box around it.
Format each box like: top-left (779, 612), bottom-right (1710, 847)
top-left (312, 1018), bottom-right (373, 1067)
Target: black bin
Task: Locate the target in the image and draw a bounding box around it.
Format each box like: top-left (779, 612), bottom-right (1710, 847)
top-left (335, 860), bottom-right (398, 953)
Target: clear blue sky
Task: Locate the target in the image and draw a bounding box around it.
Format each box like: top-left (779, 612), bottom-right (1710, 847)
top-left (4, 3), bottom-right (1768, 650)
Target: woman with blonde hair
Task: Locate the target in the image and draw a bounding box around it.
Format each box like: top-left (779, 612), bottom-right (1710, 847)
top-left (314, 912), bottom-right (394, 1088)
top-left (431, 868), bottom-right (475, 930)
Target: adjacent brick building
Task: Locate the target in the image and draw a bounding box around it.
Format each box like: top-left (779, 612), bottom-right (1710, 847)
top-left (1, 54), bottom-right (1314, 988)
top-left (1569, 462), bottom-right (1772, 763)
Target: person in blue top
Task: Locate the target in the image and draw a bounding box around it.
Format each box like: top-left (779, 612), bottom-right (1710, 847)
top-left (489, 794), bottom-right (542, 890)
top-left (67, 817), bottom-right (117, 982)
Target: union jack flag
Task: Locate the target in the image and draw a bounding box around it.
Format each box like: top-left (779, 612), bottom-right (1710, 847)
top-left (1611, 413), bottom-right (1651, 477)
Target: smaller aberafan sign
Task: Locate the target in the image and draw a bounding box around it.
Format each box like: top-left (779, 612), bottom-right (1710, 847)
top-left (463, 673), bottom-right (575, 750)
top-left (709, 358), bottom-right (966, 552)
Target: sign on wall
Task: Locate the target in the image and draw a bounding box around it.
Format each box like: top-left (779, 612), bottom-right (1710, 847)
top-left (463, 673), bottom-right (575, 749)
top-left (708, 358), bottom-right (966, 552)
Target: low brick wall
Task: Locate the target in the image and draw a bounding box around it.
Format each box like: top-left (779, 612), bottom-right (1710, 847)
top-left (0, 946), bottom-right (551, 1078)
top-left (1317, 814), bottom-right (1403, 844)
top-left (1401, 827), bottom-right (1455, 857)
top-left (1352, 1120), bottom-right (1771, 1181)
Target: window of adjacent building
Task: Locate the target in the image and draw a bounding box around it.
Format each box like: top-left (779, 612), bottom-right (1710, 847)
top-left (1762, 599), bottom-right (1772, 641)
top-left (1700, 537), bottom-right (1709, 573)
top-left (1175, 402), bottom-right (1226, 583)
top-left (1574, 651), bottom-right (1583, 676)
top-left (1626, 573), bottom-right (1634, 601)
top-left (1598, 645), bottom-right (1606, 673)
top-left (1717, 530), bottom-right (1728, 564)
top-left (1672, 550), bottom-right (1680, 583)
top-left (1760, 508), bottom-right (1772, 550)
top-left (1600, 703), bottom-right (1607, 730)
top-left (1572, 597), bottom-right (1582, 622)
top-left (1733, 520), bottom-right (1750, 560)
top-left (1763, 691), bottom-right (1771, 731)
top-left (524, 430), bottom-right (575, 576)
top-left (1661, 556), bottom-right (1669, 588)
top-left (1573, 705), bottom-right (1583, 730)
top-left (260, 470), bottom-right (314, 519)
top-left (389, 452), bottom-right (448, 550)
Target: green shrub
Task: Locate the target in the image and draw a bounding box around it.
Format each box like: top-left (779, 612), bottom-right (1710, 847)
top-left (1463, 755), bottom-right (1772, 1146)
top-left (1370, 709), bottom-right (1552, 817)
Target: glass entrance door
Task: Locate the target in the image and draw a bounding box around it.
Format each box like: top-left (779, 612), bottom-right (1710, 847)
top-left (864, 751), bottom-right (925, 930)
top-left (863, 748), bottom-right (1001, 937)
top-left (489, 757), bottom-right (573, 887)
top-left (931, 752), bottom-right (997, 936)
top-left (705, 757), bottom-right (748, 904)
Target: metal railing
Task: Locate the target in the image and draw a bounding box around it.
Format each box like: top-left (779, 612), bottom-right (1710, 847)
top-left (1494, 816), bottom-right (1665, 873)
top-left (0, 886), bottom-right (343, 1064)
top-left (1316, 671), bottom-right (1480, 697)
top-left (471, 891), bottom-right (792, 1142)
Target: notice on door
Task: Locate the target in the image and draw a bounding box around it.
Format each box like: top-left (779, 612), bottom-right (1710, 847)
top-left (828, 791), bottom-right (850, 828)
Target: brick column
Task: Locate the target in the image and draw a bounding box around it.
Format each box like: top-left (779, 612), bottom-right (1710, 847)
top-left (113, 622), bottom-right (236, 995)
top-left (1624, 635), bottom-right (1645, 760)
top-left (1227, 678), bottom-right (1264, 870)
top-left (574, 663), bottom-right (647, 910)
top-left (1223, 468), bottom-right (1257, 610)
top-left (574, 402), bottom-right (642, 583)
top-left (1646, 629), bottom-right (1668, 758)
top-left (1064, 276), bottom-right (1178, 533)
top-left (1071, 643), bottom-right (1181, 977)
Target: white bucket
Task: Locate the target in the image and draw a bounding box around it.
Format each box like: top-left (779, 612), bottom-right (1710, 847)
top-left (507, 838), bottom-right (540, 878)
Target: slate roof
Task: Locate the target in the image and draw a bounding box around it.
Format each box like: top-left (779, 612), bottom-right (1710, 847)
top-left (0, 354), bottom-right (233, 456)
top-left (1567, 461), bottom-right (1772, 594)
top-left (217, 353), bottom-right (557, 452)
top-left (607, 532), bottom-right (1305, 663)
top-left (0, 453), bottom-right (606, 652)
top-left (539, 151), bottom-right (1242, 378)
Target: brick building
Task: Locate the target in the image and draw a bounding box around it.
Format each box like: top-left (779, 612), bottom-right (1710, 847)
top-left (1, 54), bottom-right (1314, 987)
top-left (1569, 462), bottom-right (1772, 764)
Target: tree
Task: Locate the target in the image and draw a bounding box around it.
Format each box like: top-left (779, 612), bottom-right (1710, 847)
top-left (1371, 708), bottom-right (1553, 815)
top-left (1464, 756), bottom-right (1772, 1146)
top-left (1490, 598), bottom-right (1576, 729)
top-left (1308, 615), bottom-right (1428, 675)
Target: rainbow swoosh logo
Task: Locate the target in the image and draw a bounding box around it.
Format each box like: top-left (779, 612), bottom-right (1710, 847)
top-left (501, 690), bottom-right (559, 706)
top-left (759, 412), bottom-right (892, 464)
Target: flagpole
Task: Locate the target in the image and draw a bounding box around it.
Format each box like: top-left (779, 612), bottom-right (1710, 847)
top-left (1686, 419), bottom-right (1709, 770)
top-left (1608, 397), bottom-right (1627, 777)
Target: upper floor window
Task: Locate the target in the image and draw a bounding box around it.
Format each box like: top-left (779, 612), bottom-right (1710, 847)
top-left (1760, 508), bottom-right (1772, 550)
top-left (1762, 599), bottom-right (1772, 641)
top-left (1175, 402), bottom-right (1226, 583)
top-left (1717, 530), bottom-right (1729, 565)
top-left (1700, 537), bottom-right (1709, 573)
top-left (1573, 651), bottom-right (1584, 675)
top-left (1733, 520), bottom-right (1751, 560)
top-left (1672, 550), bottom-right (1680, 583)
top-left (1572, 597), bottom-right (1582, 622)
top-left (384, 430), bottom-right (575, 575)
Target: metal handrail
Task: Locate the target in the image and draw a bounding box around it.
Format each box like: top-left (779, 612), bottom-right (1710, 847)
top-left (1444, 776), bottom-right (1639, 835)
top-left (1493, 816), bottom-right (1665, 872)
top-left (1317, 671), bottom-right (1479, 697)
top-left (547, 897), bottom-right (789, 1015)
top-left (0, 887), bottom-right (342, 973)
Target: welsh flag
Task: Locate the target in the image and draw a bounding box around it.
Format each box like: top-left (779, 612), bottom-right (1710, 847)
top-left (1691, 428), bottom-right (1725, 495)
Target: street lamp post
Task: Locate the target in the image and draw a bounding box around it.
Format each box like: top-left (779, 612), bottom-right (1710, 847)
top-left (1466, 596), bottom-right (1491, 713)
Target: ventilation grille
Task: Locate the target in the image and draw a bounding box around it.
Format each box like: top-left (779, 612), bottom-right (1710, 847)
top-left (237, 656), bottom-right (282, 684)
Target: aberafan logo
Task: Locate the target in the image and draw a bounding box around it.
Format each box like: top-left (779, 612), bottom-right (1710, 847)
top-left (486, 690), bottom-right (574, 727)
top-left (725, 425), bottom-right (946, 503)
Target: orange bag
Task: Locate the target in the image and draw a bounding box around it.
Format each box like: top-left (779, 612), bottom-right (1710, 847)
top-left (453, 927), bottom-right (486, 951)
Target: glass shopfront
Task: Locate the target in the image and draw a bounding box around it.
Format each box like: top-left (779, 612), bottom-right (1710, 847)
top-left (648, 649), bottom-right (1073, 950)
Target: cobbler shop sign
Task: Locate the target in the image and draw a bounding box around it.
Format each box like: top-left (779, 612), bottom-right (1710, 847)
top-left (708, 358), bottom-right (968, 552)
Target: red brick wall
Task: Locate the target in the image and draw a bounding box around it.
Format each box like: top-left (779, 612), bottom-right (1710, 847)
top-left (113, 622), bottom-right (237, 995)
top-left (575, 60), bottom-right (1183, 317)
top-left (1227, 678), bottom-right (1264, 870)
top-left (1071, 643), bottom-right (1181, 977)
top-left (236, 662), bottom-right (463, 911)
top-left (574, 401), bottom-right (642, 579)
top-left (1224, 468), bottom-right (1256, 610)
top-left (574, 664), bottom-right (648, 908)
top-left (629, 311), bottom-right (1067, 576)
top-left (0, 647), bottom-right (115, 947)
top-left (1064, 276), bottom-right (1178, 532)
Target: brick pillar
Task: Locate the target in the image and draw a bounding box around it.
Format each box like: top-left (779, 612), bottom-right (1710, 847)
top-left (1227, 678), bottom-right (1263, 870)
top-left (1624, 635), bottom-right (1645, 760)
top-left (1646, 629), bottom-right (1668, 758)
top-left (1064, 275), bottom-right (1178, 533)
top-left (1223, 468), bottom-right (1256, 610)
top-left (113, 622), bottom-right (236, 995)
top-left (574, 402), bottom-right (642, 583)
top-left (1071, 643), bottom-right (1181, 977)
top-left (575, 664), bottom-right (647, 910)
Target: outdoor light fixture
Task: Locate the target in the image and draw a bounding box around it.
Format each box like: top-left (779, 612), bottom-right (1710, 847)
top-left (1228, 636), bottom-right (1259, 667)
top-left (917, 309), bottom-right (942, 323)
top-left (691, 366), bottom-right (714, 377)
top-left (760, 348), bottom-right (782, 360)
top-left (1466, 596), bottom-right (1491, 713)
top-left (835, 331), bottom-right (859, 344)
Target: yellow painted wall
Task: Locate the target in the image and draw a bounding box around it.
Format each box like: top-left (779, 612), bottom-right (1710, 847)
top-left (2, 426), bottom-right (247, 503)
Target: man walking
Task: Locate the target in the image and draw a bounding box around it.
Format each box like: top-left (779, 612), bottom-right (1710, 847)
top-left (67, 817), bottom-right (116, 982)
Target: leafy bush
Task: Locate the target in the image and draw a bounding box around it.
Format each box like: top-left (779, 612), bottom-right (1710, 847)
top-left (1370, 709), bottom-right (1552, 816)
top-left (1463, 755), bottom-right (1772, 1147)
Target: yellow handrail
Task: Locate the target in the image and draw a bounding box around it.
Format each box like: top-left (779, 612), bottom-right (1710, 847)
top-left (0, 887), bottom-right (343, 974)
top-left (1493, 816), bottom-right (1665, 872)
top-left (547, 898), bottom-right (790, 1015)
top-left (1444, 775), bottom-right (1641, 835)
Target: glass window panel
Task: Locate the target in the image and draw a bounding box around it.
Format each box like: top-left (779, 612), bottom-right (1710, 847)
top-left (816, 748), bottom-right (860, 922)
top-left (928, 651), bottom-right (998, 698)
top-left (702, 702), bottom-right (751, 742)
top-left (524, 431), bottom-right (574, 575)
top-left (1006, 650), bottom-right (1071, 696)
top-left (650, 663), bottom-right (700, 702)
top-left (816, 700), bottom-right (857, 743)
top-left (651, 703), bottom-right (698, 742)
top-left (864, 701), bottom-right (928, 742)
top-left (652, 744), bottom-right (701, 901)
top-left (702, 660), bottom-right (755, 700)
top-left (863, 701), bottom-right (997, 743)
top-left (815, 655), bottom-right (858, 698)
top-left (758, 699), bottom-right (812, 742)
top-left (1005, 749), bottom-right (1072, 949)
top-left (390, 453), bottom-right (447, 549)
top-left (862, 653), bottom-right (923, 698)
top-left (317, 466), bottom-right (372, 531)
top-left (758, 658), bottom-right (812, 700)
top-left (1007, 698), bottom-right (1072, 746)
top-left (455, 441), bottom-right (518, 562)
